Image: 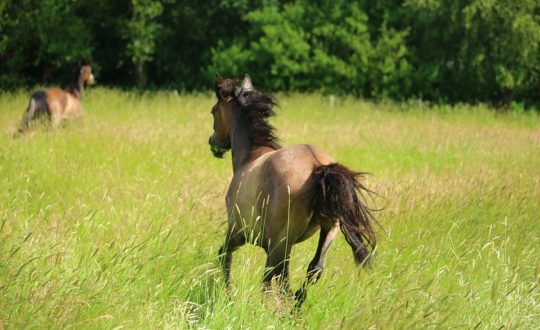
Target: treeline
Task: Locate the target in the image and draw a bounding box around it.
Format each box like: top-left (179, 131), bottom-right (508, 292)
top-left (1, 0), bottom-right (539, 105)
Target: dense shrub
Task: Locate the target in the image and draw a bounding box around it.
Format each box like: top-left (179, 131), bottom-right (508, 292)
top-left (0, 0), bottom-right (538, 105)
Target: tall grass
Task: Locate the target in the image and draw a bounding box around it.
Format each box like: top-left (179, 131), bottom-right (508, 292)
top-left (0, 88), bottom-right (539, 328)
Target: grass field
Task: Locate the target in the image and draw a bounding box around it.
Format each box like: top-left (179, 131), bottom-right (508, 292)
top-left (0, 88), bottom-right (539, 329)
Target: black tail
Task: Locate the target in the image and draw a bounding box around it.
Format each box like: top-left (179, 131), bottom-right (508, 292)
top-left (18, 91), bottom-right (48, 134)
top-left (311, 163), bottom-right (377, 265)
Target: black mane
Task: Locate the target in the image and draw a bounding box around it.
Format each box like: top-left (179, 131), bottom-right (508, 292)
top-left (237, 90), bottom-right (280, 149)
top-left (216, 78), bottom-right (281, 150)
top-left (65, 61), bottom-right (91, 98)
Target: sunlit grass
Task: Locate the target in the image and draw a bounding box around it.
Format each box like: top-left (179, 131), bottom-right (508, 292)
top-left (0, 88), bottom-right (539, 328)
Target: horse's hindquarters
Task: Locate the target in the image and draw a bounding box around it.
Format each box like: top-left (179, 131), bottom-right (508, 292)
top-left (227, 145), bottom-right (335, 249)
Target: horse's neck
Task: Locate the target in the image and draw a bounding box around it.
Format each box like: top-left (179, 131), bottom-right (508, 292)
top-left (66, 75), bottom-right (84, 99)
top-left (230, 126), bottom-right (251, 173)
top-left (230, 118), bottom-right (268, 173)
top-left (75, 76), bottom-right (84, 99)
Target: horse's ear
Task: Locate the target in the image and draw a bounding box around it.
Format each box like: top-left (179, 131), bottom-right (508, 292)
top-left (215, 73), bottom-right (223, 83)
top-left (214, 73), bottom-right (224, 91)
top-left (235, 74), bottom-right (254, 105)
top-left (240, 74), bottom-right (254, 92)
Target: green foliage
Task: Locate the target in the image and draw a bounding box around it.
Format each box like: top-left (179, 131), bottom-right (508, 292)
top-left (210, 1), bottom-right (410, 97)
top-left (0, 1), bottom-right (8, 54)
top-left (463, 0), bottom-right (540, 102)
top-left (0, 0), bottom-right (92, 88)
top-left (124, 0), bottom-right (164, 64)
top-left (0, 0), bottom-right (539, 105)
top-left (367, 23), bottom-right (411, 98)
top-left (35, 0), bottom-right (92, 68)
top-left (399, 0), bottom-right (540, 104)
top-left (122, 0), bottom-right (166, 85)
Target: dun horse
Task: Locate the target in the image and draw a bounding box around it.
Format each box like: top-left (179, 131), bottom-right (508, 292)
top-left (209, 74), bottom-right (377, 306)
top-left (17, 62), bottom-right (95, 134)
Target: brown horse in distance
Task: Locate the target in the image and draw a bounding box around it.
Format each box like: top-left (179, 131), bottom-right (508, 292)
top-left (208, 74), bottom-right (377, 307)
top-left (17, 62), bottom-right (95, 134)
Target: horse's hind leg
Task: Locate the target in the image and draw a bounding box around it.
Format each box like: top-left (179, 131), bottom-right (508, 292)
top-left (219, 229), bottom-right (245, 290)
top-left (19, 110), bottom-right (33, 132)
top-left (16, 99), bottom-right (37, 135)
top-left (263, 242), bottom-right (292, 294)
top-left (295, 222), bottom-right (340, 306)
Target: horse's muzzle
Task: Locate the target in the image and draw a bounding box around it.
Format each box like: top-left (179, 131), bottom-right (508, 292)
top-left (209, 136), bottom-right (228, 158)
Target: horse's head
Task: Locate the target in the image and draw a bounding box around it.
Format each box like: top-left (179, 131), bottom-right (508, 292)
top-left (80, 62), bottom-right (95, 86)
top-left (209, 74), bottom-right (254, 158)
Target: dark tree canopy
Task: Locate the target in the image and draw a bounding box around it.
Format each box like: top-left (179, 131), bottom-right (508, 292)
top-left (1, 0), bottom-right (539, 106)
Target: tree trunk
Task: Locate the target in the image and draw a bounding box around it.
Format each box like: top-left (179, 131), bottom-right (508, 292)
top-left (135, 59), bottom-right (147, 87)
top-left (497, 88), bottom-right (513, 111)
top-left (42, 63), bottom-right (51, 83)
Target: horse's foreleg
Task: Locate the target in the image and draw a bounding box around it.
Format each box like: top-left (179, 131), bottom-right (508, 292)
top-left (295, 223), bottom-right (339, 307)
top-left (263, 243), bottom-right (292, 295)
top-left (50, 113), bottom-right (63, 130)
top-left (219, 230), bottom-right (245, 290)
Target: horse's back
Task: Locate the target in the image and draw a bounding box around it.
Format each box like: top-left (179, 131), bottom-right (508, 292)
top-left (44, 87), bottom-right (83, 118)
top-left (234, 144), bottom-right (334, 200)
top-left (265, 144), bottom-right (335, 195)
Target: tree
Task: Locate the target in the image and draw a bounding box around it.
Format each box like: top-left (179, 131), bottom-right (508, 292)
top-left (0, 0), bottom-right (92, 87)
top-left (123, 0), bottom-right (165, 86)
top-left (208, 0), bottom-right (410, 96)
top-left (463, 0), bottom-right (540, 107)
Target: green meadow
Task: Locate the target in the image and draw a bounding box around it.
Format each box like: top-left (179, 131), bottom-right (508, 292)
top-left (0, 88), bottom-right (539, 329)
